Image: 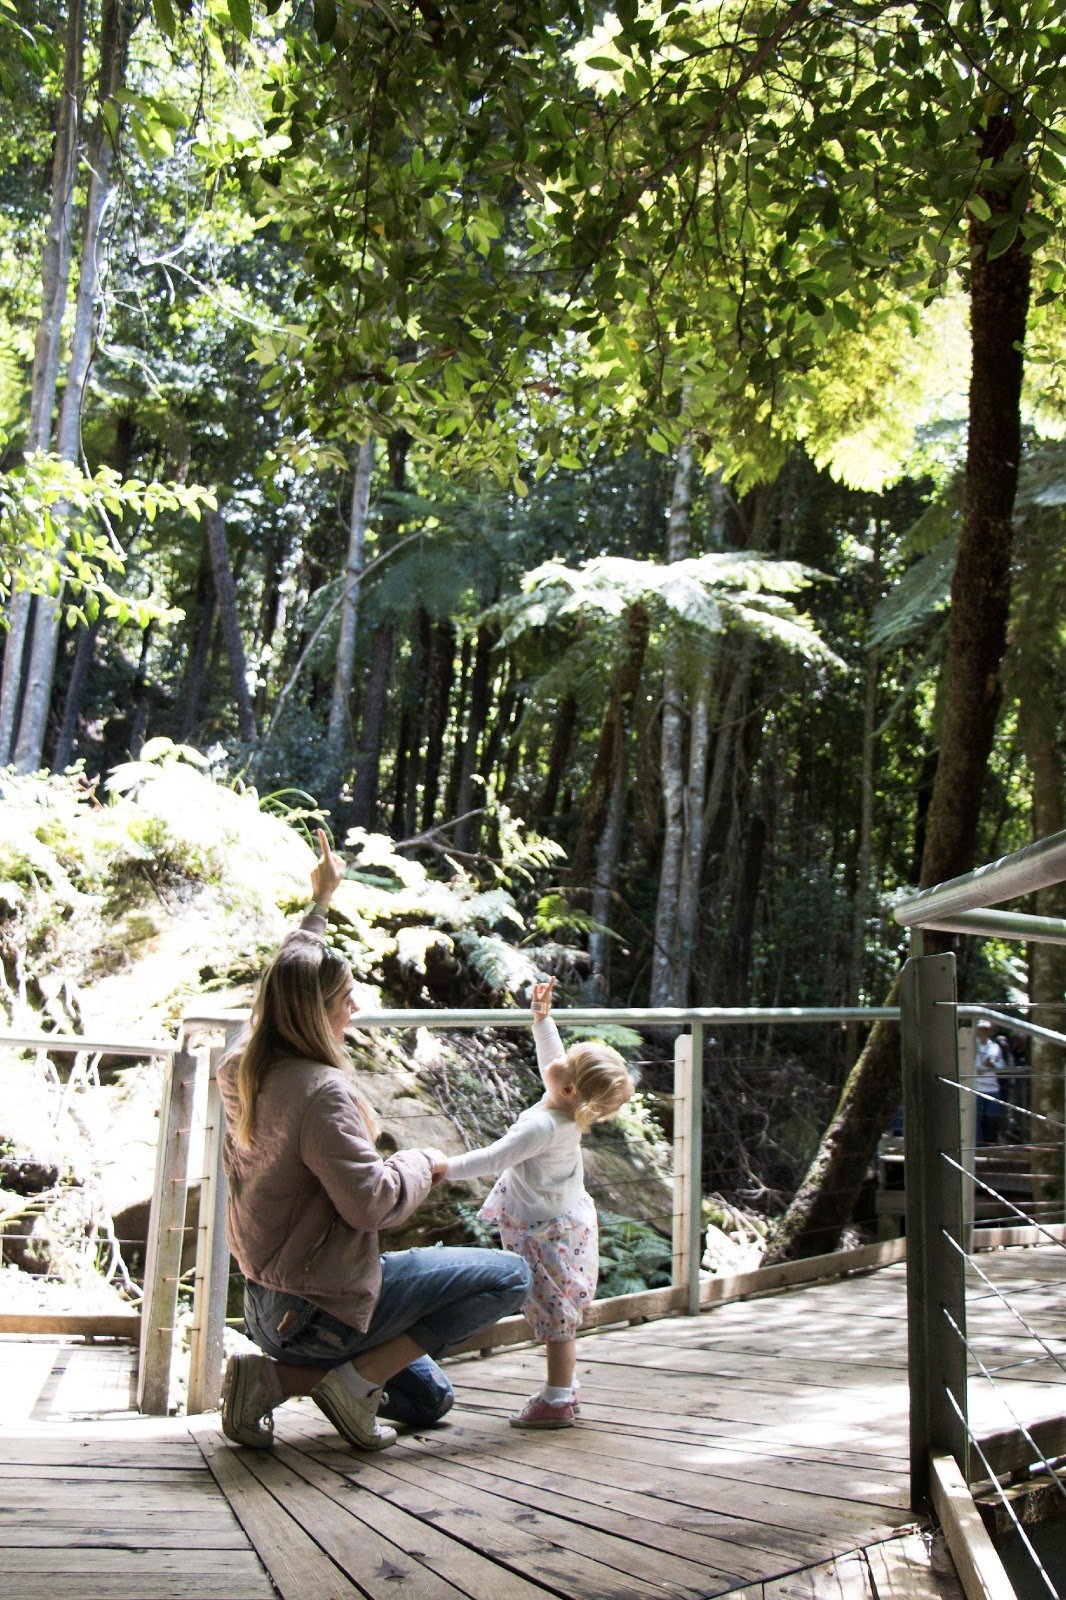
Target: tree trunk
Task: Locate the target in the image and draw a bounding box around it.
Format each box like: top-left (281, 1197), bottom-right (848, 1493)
top-left (350, 621), bottom-right (394, 826)
top-left (325, 436), bottom-right (374, 799)
top-left (442, 632), bottom-right (474, 822)
top-left (179, 532), bottom-right (215, 743)
top-left (765, 116), bottom-right (1031, 1263)
top-left (0, 0), bottom-right (84, 765)
top-left (451, 622), bottom-right (497, 851)
top-left (571, 604), bottom-right (650, 887)
top-left (52, 616), bottom-right (98, 770)
top-left (540, 693), bottom-right (577, 818)
top-left (650, 438), bottom-right (694, 1006)
top-left (13, 0), bottom-right (132, 773)
top-left (845, 523), bottom-right (883, 1057)
top-left (204, 508), bottom-right (256, 743)
top-left (420, 620), bottom-right (456, 831)
top-left (674, 663), bottom-right (714, 1001)
top-left (397, 609), bottom-right (431, 837)
top-left (127, 621), bottom-right (155, 757)
top-left (350, 430), bottom-right (407, 827)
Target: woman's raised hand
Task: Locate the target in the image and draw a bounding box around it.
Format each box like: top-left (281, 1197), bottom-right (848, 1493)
top-left (311, 827), bottom-right (346, 910)
top-left (531, 977), bottom-right (556, 1021)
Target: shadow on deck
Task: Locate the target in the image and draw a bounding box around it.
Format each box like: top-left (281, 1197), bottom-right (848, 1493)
top-left (7, 1249), bottom-right (1065, 1600)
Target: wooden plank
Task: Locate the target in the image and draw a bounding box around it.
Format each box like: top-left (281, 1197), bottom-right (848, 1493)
top-left (371, 1431), bottom-right (807, 1585)
top-left (271, 1434), bottom-right (554, 1600)
top-left (349, 1438), bottom-right (723, 1600)
top-left (763, 1552), bottom-right (875, 1598)
top-left (930, 1453), bottom-right (1016, 1600)
top-left (191, 1417), bottom-right (371, 1600)
top-left (0, 1314), bottom-right (140, 1337)
top-left (239, 1446), bottom-right (470, 1600)
top-left (374, 1407), bottom-right (911, 1542)
top-left (866, 1531), bottom-right (965, 1599)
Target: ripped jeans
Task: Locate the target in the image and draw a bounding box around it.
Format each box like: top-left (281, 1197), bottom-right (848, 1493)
top-left (243, 1245), bottom-right (530, 1425)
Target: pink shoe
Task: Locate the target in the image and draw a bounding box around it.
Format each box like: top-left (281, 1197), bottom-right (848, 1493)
top-left (509, 1393), bottom-right (576, 1429)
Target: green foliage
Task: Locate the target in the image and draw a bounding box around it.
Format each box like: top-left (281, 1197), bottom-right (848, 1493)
top-left (0, 443), bottom-right (210, 624)
top-left (596, 1208), bottom-right (672, 1298)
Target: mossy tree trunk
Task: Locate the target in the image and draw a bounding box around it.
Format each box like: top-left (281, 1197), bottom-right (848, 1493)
top-left (765, 115), bottom-right (1032, 1263)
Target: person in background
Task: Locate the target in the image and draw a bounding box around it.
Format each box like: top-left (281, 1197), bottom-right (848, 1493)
top-left (974, 1018), bottom-right (1006, 1146)
top-left (218, 830), bottom-right (530, 1452)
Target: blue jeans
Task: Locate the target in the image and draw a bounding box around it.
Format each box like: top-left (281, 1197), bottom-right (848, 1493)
top-left (243, 1245), bottom-right (530, 1382)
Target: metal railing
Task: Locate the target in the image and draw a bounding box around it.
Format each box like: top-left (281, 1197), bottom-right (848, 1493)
top-left (147, 1001), bottom-right (904, 1417)
top-left (896, 826), bottom-right (1066, 1600)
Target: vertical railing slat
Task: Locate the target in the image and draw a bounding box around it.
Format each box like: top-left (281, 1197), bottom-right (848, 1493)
top-left (902, 950), bottom-right (968, 1509)
top-left (138, 1043), bottom-right (196, 1414)
top-left (187, 1029), bottom-right (236, 1413)
top-left (672, 1031), bottom-right (693, 1298)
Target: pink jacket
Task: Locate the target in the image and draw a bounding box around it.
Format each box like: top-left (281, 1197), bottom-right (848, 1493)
top-left (218, 1053), bottom-right (433, 1330)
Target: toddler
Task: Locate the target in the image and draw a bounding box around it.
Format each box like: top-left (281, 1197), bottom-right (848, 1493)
top-left (443, 978), bottom-right (634, 1428)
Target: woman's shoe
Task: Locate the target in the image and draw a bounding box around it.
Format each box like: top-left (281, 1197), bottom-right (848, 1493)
top-left (310, 1368), bottom-right (398, 1450)
top-left (220, 1354), bottom-right (279, 1449)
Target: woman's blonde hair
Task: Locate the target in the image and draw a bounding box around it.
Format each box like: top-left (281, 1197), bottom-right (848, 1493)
top-left (566, 1042), bottom-right (634, 1133)
top-left (232, 932), bottom-right (378, 1149)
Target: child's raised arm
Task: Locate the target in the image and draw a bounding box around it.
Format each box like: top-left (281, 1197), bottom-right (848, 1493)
top-left (531, 978), bottom-right (566, 1090)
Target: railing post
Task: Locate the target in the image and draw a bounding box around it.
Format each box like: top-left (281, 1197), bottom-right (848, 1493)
top-left (672, 1024), bottom-right (704, 1316)
top-left (187, 1025), bottom-right (236, 1413)
top-left (957, 1020), bottom-right (976, 1254)
top-left (138, 1042), bottom-right (196, 1414)
top-left (902, 950), bottom-right (968, 1510)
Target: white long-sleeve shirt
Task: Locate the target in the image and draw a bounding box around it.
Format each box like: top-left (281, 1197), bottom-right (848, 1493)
top-left (445, 1017), bottom-right (586, 1222)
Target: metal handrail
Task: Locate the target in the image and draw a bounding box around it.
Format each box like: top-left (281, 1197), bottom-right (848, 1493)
top-left (0, 1029), bottom-right (178, 1056)
top-left (183, 1004), bottom-right (901, 1031)
top-left (895, 827), bottom-right (1066, 927)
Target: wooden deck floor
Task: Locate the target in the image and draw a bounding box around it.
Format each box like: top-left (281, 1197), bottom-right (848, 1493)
top-left (4, 1247), bottom-right (1066, 1599)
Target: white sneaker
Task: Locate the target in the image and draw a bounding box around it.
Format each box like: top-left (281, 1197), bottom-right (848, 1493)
top-left (311, 1368), bottom-right (397, 1451)
top-left (220, 1354), bottom-right (279, 1449)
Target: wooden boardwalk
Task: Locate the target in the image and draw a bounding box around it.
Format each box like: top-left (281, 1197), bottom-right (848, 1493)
top-left (4, 1248), bottom-right (1066, 1599)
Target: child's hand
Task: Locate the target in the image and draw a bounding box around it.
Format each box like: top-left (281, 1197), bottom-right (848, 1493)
top-left (310, 827), bottom-right (345, 909)
top-left (425, 1149), bottom-right (449, 1185)
top-left (531, 977), bottom-right (556, 1021)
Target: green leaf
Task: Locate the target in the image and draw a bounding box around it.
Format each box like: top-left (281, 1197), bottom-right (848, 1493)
top-left (313, 0), bottom-right (336, 43)
top-left (152, 0), bottom-right (176, 37)
top-left (986, 218), bottom-right (1019, 261)
top-left (227, 0), bottom-right (252, 38)
top-left (966, 194), bottom-right (992, 222)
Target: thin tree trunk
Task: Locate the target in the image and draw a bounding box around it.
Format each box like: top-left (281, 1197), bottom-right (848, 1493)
top-left (350, 430), bottom-right (407, 826)
top-left (571, 604), bottom-right (650, 885)
top-left (204, 508), bottom-right (256, 742)
top-left (420, 620), bottom-right (456, 831)
top-left (52, 616), bottom-right (98, 770)
top-left (442, 632), bottom-right (473, 822)
top-left (401, 608), bottom-right (432, 835)
top-left (674, 664), bottom-right (714, 1001)
top-left (0, 0), bottom-right (84, 764)
top-left (325, 436), bottom-right (374, 798)
top-left (540, 694), bottom-right (577, 818)
top-left (845, 524), bottom-right (883, 1056)
top-left (588, 734), bottom-right (629, 1002)
top-left (179, 533), bottom-right (215, 743)
top-left (765, 116), bottom-right (1032, 1263)
top-left (452, 622), bottom-right (497, 852)
top-left (650, 438), bottom-right (694, 1006)
top-left (14, 0), bottom-right (132, 772)
top-left (127, 621), bottom-right (155, 756)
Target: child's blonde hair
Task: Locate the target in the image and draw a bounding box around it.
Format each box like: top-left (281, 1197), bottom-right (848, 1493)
top-left (566, 1042), bottom-right (634, 1132)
